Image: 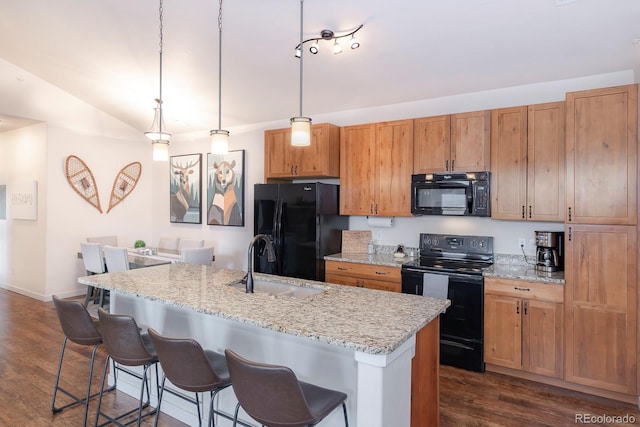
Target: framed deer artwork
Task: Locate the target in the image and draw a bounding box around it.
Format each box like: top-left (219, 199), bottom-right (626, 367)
top-left (170, 153), bottom-right (202, 224)
top-left (206, 150), bottom-right (245, 227)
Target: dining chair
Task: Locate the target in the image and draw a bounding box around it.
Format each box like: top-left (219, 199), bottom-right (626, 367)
top-left (86, 235), bottom-right (118, 247)
top-left (79, 242), bottom-right (106, 307)
top-left (178, 239), bottom-right (205, 250)
top-left (224, 349), bottom-right (349, 427)
top-left (147, 328), bottom-right (232, 427)
top-left (181, 247), bottom-right (215, 266)
top-left (158, 237), bottom-right (180, 251)
top-left (104, 246), bottom-right (130, 273)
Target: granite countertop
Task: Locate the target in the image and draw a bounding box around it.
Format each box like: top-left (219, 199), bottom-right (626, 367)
top-left (484, 254), bottom-right (565, 284)
top-left (79, 264), bottom-right (449, 355)
top-left (324, 252), bottom-right (416, 267)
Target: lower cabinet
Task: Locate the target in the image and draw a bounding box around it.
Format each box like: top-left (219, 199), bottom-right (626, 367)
top-left (484, 277), bottom-right (563, 379)
top-left (325, 260), bottom-right (401, 293)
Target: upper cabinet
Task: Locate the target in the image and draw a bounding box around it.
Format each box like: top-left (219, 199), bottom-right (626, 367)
top-left (340, 120), bottom-right (413, 216)
top-left (490, 102), bottom-right (565, 221)
top-left (414, 110), bottom-right (490, 173)
top-left (264, 123), bottom-right (340, 181)
top-left (565, 84), bottom-right (638, 225)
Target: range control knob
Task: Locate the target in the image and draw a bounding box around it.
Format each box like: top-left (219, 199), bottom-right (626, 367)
top-left (470, 239), bottom-right (478, 248)
top-left (432, 238), bottom-right (439, 246)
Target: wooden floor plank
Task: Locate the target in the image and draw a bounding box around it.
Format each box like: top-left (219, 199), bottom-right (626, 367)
top-left (0, 288), bottom-right (637, 426)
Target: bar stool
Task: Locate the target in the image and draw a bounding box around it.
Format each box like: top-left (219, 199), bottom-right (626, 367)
top-left (51, 296), bottom-right (116, 427)
top-left (95, 308), bottom-right (159, 427)
top-left (224, 349), bottom-right (349, 427)
top-left (147, 328), bottom-right (232, 427)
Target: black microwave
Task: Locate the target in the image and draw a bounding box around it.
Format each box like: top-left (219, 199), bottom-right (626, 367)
top-left (411, 172), bottom-right (491, 216)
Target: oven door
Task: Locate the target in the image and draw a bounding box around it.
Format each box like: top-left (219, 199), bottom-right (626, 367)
top-left (411, 181), bottom-right (471, 216)
top-left (401, 267), bottom-right (485, 372)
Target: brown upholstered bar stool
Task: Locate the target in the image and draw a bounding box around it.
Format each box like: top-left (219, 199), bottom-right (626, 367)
top-left (51, 296), bottom-right (116, 427)
top-left (224, 349), bottom-right (349, 427)
top-left (95, 308), bottom-right (159, 427)
top-left (147, 328), bottom-right (233, 427)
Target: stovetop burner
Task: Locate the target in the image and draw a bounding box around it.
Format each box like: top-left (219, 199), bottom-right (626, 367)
top-left (402, 233), bottom-right (494, 275)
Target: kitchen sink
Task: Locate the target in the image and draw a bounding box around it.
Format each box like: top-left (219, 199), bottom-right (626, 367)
top-left (230, 279), bottom-right (325, 298)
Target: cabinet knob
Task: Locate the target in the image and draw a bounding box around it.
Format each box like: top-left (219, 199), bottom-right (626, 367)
top-left (451, 160), bottom-right (455, 171)
top-left (445, 160), bottom-right (449, 171)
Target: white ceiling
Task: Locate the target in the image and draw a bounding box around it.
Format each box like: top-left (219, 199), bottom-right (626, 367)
top-left (0, 0), bottom-right (639, 135)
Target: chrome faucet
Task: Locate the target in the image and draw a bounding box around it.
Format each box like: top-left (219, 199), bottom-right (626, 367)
top-left (246, 234), bottom-right (276, 293)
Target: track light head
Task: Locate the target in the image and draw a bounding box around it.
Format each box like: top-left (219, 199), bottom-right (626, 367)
top-left (309, 41), bottom-right (319, 54)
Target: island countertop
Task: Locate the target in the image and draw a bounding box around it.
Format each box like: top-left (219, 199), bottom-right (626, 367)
top-left (79, 263), bottom-right (449, 355)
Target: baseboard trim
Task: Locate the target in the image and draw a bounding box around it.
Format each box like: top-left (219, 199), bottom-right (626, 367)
top-left (486, 364), bottom-right (637, 405)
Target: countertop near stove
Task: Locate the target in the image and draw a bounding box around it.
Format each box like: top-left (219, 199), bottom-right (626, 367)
top-left (324, 252), bottom-right (417, 267)
top-left (484, 254), bottom-right (565, 284)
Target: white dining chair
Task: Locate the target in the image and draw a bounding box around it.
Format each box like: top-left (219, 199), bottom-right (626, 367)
top-left (158, 237), bottom-right (180, 251)
top-left (181, 247), bottom-right (214, 266)
top-left (80, 242), bottom-right (106, 307)
top-left (103, 246), bottom-right (130, 273)
top-left (86, 235), bottom-right (118, 247)
top-left (178, 239), bottom-right (205, 250)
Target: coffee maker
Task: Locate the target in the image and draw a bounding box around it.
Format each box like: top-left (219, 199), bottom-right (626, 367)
top-left (535, 231), bottom-right (564, 272)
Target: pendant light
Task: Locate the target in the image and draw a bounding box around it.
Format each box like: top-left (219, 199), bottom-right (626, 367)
top-left (290, 0), bottom-right (311, 146)
top-left (210, 0), bottom-right (229, 154)
top-left (145, 0), bottom-right (171, 161)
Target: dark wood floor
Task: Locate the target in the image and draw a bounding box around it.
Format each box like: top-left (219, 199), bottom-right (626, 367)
top-left (0, 288), bottom-right (637, 426)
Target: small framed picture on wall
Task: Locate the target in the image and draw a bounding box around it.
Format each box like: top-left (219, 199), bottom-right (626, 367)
top-left (169, 153), bottom-right (202, 224)
top-left (206, 150), bottom-right (245, 226)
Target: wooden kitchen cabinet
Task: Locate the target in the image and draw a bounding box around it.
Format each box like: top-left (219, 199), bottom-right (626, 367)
top-left (490, 102), bottom-right (565, 221)
top-left (340, 120), bottom-right (413, 216)
top-left (264, 123), bottom-right (340, 180)
top-left (484, 278), bottom-right (563, 379)
top-left (325, 260), bottom-right (401, 293)
top-left (565, 84), bottom-right (637, 225)
top-left (564, 224), bottom-right (637, 395)
top-left (413, 110), bottom-right (490, 173)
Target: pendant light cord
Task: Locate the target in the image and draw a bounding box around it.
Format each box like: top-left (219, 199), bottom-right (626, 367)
top-left (298, 0), bottom-right (304, 117)
top-left (218, 0), bottom-right (223, 131)
top-left (158, 0), bottom-right (165, 136)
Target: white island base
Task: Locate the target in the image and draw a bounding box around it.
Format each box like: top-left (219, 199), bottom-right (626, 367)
top-left (109, 292), bottom-right (438, 427)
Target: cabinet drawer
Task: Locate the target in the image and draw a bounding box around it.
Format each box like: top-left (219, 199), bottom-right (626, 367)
top-left (326, 260), bottom-right (401, 282)
top-left (325, 273), bottom-right (401, 293)
top-left (485, 277), bottom-right (563, 303)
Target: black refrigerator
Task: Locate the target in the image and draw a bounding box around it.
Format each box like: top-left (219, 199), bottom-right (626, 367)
top-left (254, 183), bottom-right (348, 282)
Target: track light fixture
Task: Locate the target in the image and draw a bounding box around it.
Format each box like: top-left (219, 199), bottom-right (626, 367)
top-left (294, 24), bottom-right (363, 57)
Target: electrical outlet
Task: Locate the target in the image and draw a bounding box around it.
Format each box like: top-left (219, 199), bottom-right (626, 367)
top-left (518, 238), bottom-right (526, 249)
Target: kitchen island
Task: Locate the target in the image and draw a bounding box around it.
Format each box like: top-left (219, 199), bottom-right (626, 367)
top-left (79, 263), bottom-right (449, 427)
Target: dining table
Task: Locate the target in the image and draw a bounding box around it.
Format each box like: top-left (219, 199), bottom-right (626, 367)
top-left (77, 248), bottom-right (193, 270)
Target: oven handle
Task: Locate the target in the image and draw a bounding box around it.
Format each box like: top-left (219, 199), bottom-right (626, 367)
top-left (402, 267), bottom-right (484, 282)
top-left (441, 339), bottom-right (475, 351)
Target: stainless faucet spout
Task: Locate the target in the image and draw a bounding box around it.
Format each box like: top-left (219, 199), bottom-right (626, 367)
top-left (246, 234), bottom-right (276, 293)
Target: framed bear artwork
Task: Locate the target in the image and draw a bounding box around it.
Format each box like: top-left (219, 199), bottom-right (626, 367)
top-left (206, 150), bottom-right (245, 227)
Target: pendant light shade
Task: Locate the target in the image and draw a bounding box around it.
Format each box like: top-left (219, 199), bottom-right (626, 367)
top-left (152, 141), bottom-right (169, 161)
top-left (290, 0), bottom-right (311, 146)
top-left (146, 0), bottom-right (170, 161)
top-left (210, 0), bottom-right (229, 154)
top-left (210, 129), bottom-right (229, 154)
top-left (291, 117), bottom-right (311, 146)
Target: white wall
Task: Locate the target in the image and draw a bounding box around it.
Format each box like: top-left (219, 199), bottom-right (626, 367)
top-left (0, 57), bottom-right (153, 300)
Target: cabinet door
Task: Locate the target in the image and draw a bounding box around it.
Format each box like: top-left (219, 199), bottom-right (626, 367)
top-left (295, 123), bottom-right (340, 178)
top-left (527, 102), bottom-right (565, 222)
top-left (375, 119), bottom-right (413, 217)
top-left (564, 224), bottom-right (637, 394)
top-left (340, 124), bottom-right (377, 215)
top-left (413, 115), bottom-right (451, 173)
top-left (484, 293), bottom-right (522, 370)
top-left (490, 106), bottom-right (528, 220)
top-left (566, 84), bottom-right (638, 225)
top-left (522, 299), bottom-right (563, 378)
top-left (450, 110), bottom-right (491, 172)
top-left (264, 127), bottom-right (293, 179)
